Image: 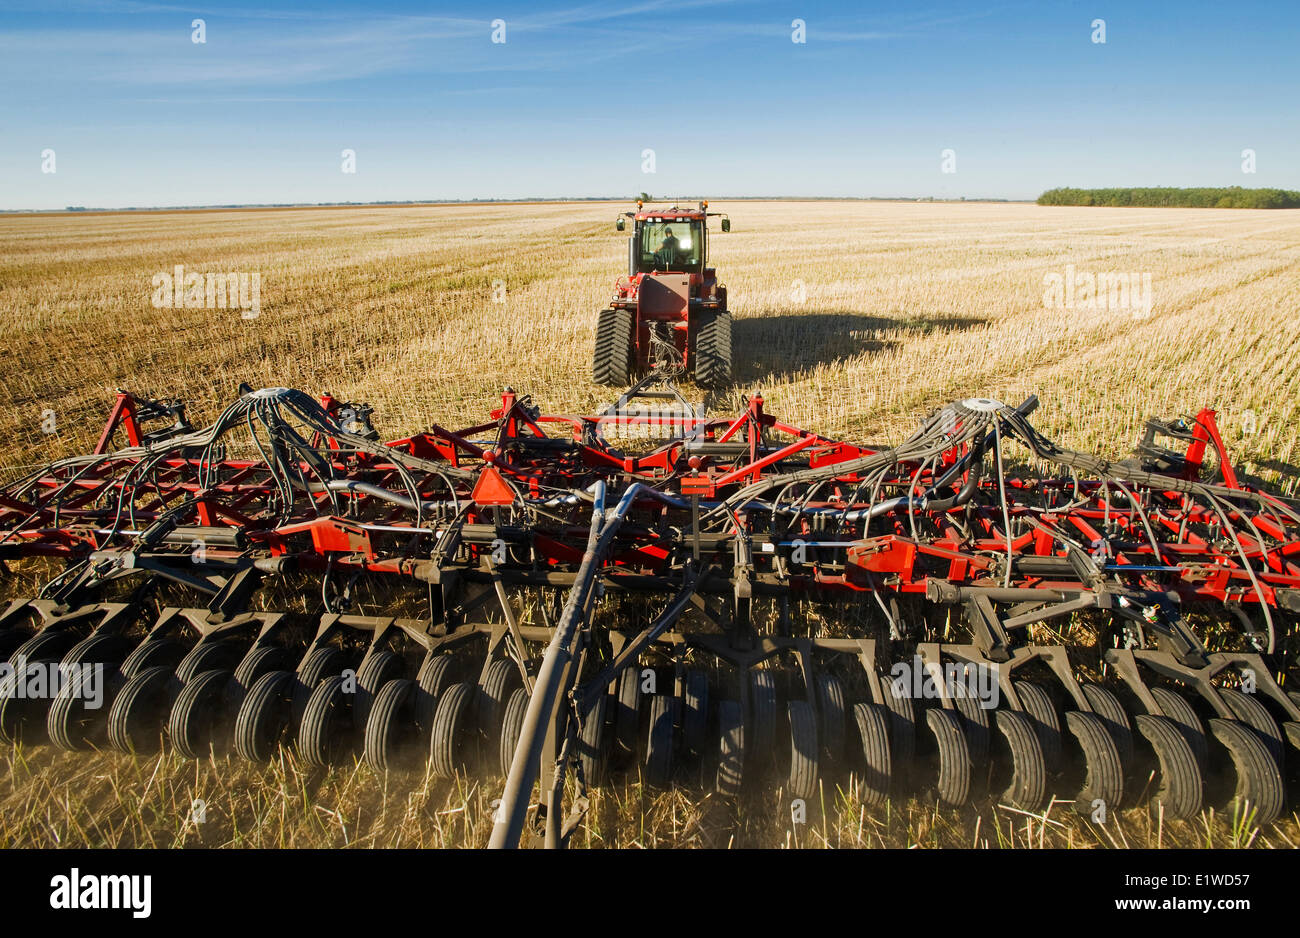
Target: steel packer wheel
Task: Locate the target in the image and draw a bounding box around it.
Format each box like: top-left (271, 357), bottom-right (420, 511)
top-left (1134, 713), bottom-right (1202, 820)
top-left (852, 702), bottom-right (892, 806)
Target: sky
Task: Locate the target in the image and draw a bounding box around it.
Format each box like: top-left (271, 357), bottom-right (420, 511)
top-left (0, 0), bottom-right (1297, 209)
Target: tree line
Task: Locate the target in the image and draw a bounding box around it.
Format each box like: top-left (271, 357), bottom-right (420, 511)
top-left (1037, 187), bottom-right (1300, 208)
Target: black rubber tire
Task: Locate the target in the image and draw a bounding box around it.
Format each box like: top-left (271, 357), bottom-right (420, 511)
top-left (363, 678), bottom-right (418, 771)
top-left (644, 695), bottom-right (675, 788)
top-left (298, 675), bottom-right (351, 768)
top-left (926, 707), bottom-right (972, 807)
top-left (0, 629), bottom-right (28, 661)
top-left (816, 673), bottom-right (846, 766)
top-left (592, 308), bottom-right (633, 387)
top-left (478, 659), bottom-right (522, 757)
top-left (120, 638), bottom-right (186, 678)
top-left (1014, 681), bottom-right (1062, 774)
top-left (853, 702), bottom-right (893, 806)
top-left (0, 663), bottom-right (51, 744)
top-left (993, 709), bottom-right (1047, 810)
top-left (429, 682), bottom-right (475, 777)
top-left (1207, 717), bottom-right (1285, 826)
top-left (233, 645), bottom-right (293, 691)
top-left (1081, 682), bottom-right (1134, 777)
top-left (107, 665), bottom-right (175, 753)
top-left (1217, 687), bottom-right (1284, 768)
top-left (292, 646), bottom-right (348, 724)
top-left (1064, 710), bottom-right (1125, 816)
top-left (175, 641), bottom-right (243, 685)
top-left (353, 650), bottom-right (405, 736)
top-left (883, 684), bottom-right (916, 787)
top-left (952, 691), bottom-right (990, 772)
top-left (1151, 686), bottom-right (1208, 772)
top-left (578, 692), bottom-right (610, 787)
top-left (9, 630), bottom-right (78, 668)
top-left (60, 632), bottom-right (133, 668)
top-left (498, 687), bottom-right (530, 778)
top-left (715, 699), bottom-right (745, 796)
top-left (691, 310), bottom-right (732, 389)
top-left (614, 667), bottom-right (641, 755)
top-left (749, 670), bottom-right (777, 771)
top-left (168, 668), bottom-right (234, 759)
top-left (682, 669), bottom-right (709, 757)
top-left (1134, 713), bottom-right (1203, 819)
top-left (234, 670), bottom-right (295, 762)
top-left (48, 671), bottom-right (123, 750)
top-left (298, 646), bottom-right (348, 687)
top-left (785, 699), bottom-right (819, 800)
top-left (414, 653), bottom-right (457, 732)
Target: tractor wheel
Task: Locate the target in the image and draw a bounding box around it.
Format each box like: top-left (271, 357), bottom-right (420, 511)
top-left (691, 310), bottom-right (732, 389)
top-left (593, 308), bottom-right (633, 387)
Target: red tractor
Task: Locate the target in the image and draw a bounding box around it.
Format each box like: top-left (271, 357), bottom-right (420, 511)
top-left (592, 200), bottom-right (732, 388)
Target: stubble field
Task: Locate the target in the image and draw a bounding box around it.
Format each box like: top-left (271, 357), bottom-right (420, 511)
top-left (1, 200), bottom-right (1299, 848)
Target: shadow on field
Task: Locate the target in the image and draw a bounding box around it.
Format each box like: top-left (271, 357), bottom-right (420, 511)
top-left (730, 312), bottom-right (987, 385)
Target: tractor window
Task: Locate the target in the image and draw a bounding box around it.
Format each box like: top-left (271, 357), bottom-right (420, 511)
top-left (637, 220), bottom-right (703, 273)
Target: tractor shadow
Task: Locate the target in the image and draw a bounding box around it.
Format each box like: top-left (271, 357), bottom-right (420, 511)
top-left (729, 312), bottom-right (987, 387)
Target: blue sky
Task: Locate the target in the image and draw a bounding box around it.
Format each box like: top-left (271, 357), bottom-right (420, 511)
top-left (0, 0), bottom-right (1296, 209)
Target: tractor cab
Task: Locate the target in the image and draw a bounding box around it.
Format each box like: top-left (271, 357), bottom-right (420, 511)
top-left (594, 201), bottom-right (733, 388)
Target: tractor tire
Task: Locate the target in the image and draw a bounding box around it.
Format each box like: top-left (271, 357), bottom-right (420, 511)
top-left (593, 308), bottom-right (633, 387)
top-left (691, 310), bottom-right (732, 389)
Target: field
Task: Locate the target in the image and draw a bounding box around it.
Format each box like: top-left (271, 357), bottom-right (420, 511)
top-left (1, 200), bottom-right (1299, 848)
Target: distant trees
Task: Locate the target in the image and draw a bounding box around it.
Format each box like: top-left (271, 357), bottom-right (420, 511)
top-left (1037, 187), bottom-right (1300, 208)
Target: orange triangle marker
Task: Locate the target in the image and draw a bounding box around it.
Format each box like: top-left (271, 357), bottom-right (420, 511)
top-left (472, 464), bottom-right (516, 506)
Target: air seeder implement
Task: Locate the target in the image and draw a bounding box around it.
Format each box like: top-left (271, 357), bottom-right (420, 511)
top-left (2, 379), bottom-right (1299, 847)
